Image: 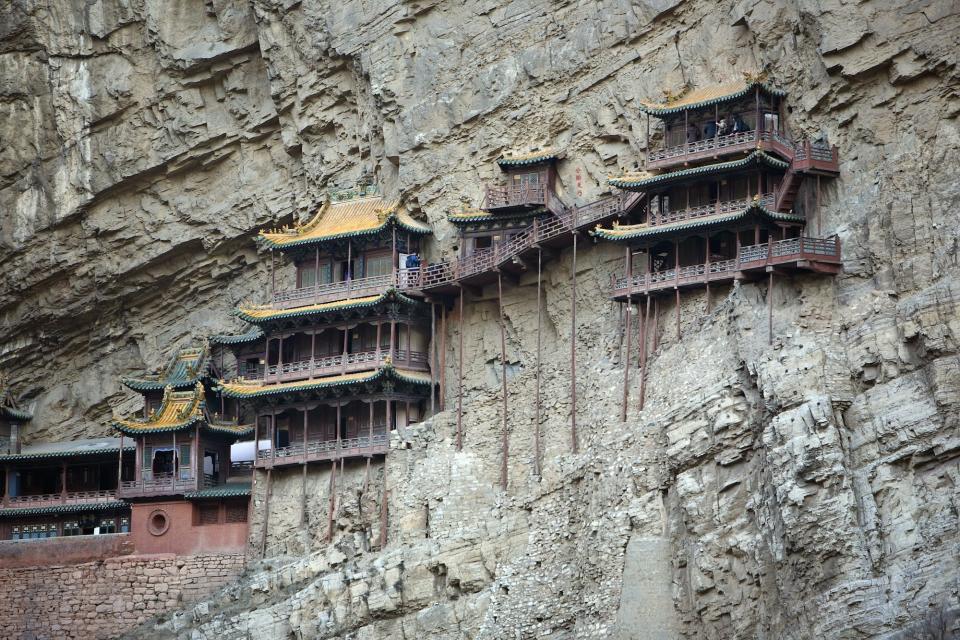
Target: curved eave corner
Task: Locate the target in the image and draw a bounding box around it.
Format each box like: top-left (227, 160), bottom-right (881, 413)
top-left (638, 81), bottom-right (788, 116)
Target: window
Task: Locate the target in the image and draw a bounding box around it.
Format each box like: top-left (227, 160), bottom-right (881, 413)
top-left (225, 503), bottom-right (248, 523)
top-left (119, 517), bottom-right (130, 533)
top-left (196, 503), bottom-right (220, 526)
top-left (100, 518), bottom-right (116, 534)
top-left (474, 235), bottom-right (493, 251)
top-left (512, 171), bottom-right (540, 185)
top-left (298, 265), bottom-right (316, 289)
top-left (63, 521), bottom-right (81, 536)
top-left (365, 254), bottom-right (392, 278)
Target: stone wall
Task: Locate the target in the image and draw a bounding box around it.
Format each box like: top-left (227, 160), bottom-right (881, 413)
top-left (0, 552), bottom-right (245, 639)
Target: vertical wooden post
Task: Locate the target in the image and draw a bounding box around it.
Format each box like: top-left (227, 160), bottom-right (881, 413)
top-left (336, 399), bottom-right (342, 453)
top-left (816, 175), bottom-right (821, 236)
top-left (171, 431), bottom-right (176, 491)
top-left (534, 248), bottom-right (543, 477)
top-left (117, 434), bottom-right (124, 487)
top-left (570, 232), bottom-right (579, 454)
top-left (430, 303), bottom-right (436, 416)
top-left (314, 246), bottom-right (320, 304)
top-left (379, 462), bottom-right (388, 548)
top-left (301, 409), bottom-right (308, 526)
top-left (705, 234), bottom-right (711, 314)
top-left (652, 297), bottom-right (660, 352)
top-left (456, 288), bottom-right (464, 450)
top-left (621, 293), bottom-right (632, 422)
top-left (260, 467), bottom-right (273, 558)
top-left (439, 305), bottom-right (447, 411)
top-left (310, 329), bottom-right (317, 378)
top-left (497, 271), bottom-right (509, 490)
top-left (326, 461), bottom-right (336, 542)
top-left (391, 226), bottom-right (398, 285)
top-left (675, 288), bottom-right (681, 341)
top-left (375, 322), bottom-right (382, 363)
top-left (768, 271), bottom-right (774, 346)
top-left (194, 423), bottom-right (200, 485)
top-left (390, 320), bottom-right (396, 360)
top-left (270, 412), bottom-right (276, 467)
top-left (61, 461), bottom-right (67, 498)
top-left (342, 325), bottom-right (349, 373)
top-left (639, 295), bottom-right (651, 411)
top-left (253, 415), bottom-right (260, 467)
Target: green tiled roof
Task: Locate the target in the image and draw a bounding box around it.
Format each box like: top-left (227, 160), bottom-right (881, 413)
top-left (497, 148), bottom-right (560, 167)
top-left (206, 421), bottom-right (255, 437)
top-left (590, 204), bottom-right (804, 243)
top-left (0, 501), bottom-right (128, 519)
top-left (0, 406), bottom-right (32, 422)
top-left (447, 207), bottom-right (547, 226)
top-left (184, 483), bottom-right (251, 500)
top-left (609, 152), bottom-right (788, 190)
top-left (209, 328), bottom-right (265, 345)
top-left (0, 439), bottom-right (134, 463)
top-left (122, 345), bottom-right (210, 392)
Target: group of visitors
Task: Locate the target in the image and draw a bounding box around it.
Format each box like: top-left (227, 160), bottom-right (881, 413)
top-left (686, 114), bottom-right (751, 143)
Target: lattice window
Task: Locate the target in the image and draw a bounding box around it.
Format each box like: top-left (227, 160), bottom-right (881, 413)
top-left (119, 516), bottom-right (130, 533)
top-left (63, 521), bottom-right (81, 536)
top-left (225, 502), bottom-right (248, 523)
top-left (197, 503), bottom-right (220, 525)
top-left (100, 518), bottom-right (116, 534)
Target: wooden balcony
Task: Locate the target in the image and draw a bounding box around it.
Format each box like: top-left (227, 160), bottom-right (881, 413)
top-left (2, 490), bottom-right (118, 510)
top-left (269, 269), bottom-right (431, 310)
top-left (118, 472), bottom-right (215, 498)
top-left (483, 183), bottom-right (547, 210)
top-left (237, 349), bottom-right (429, 384)
top-left (646, 130), bottom-right (797, 170)
top-left (791, 141), bottom-right (840, 175)
top-left (255, 433), bottom-right (389, 468)
top-left (648, 193), bottom-right (775, 226)
top-left (611, 236), bottom-right (842, 299)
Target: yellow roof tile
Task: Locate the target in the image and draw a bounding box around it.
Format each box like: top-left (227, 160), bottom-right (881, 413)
top-left (237, 294), bottom-right (383, 320)
top-left (115, 383), bottom-right (205, 433)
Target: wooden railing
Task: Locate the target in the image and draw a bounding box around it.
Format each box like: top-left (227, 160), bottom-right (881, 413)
top-left (3, 490), bottom-right (118, 509)
top-left (236, 348), bottom-right (428, 383)
top-left (119, 473), bottom-right (204, 497)
top-left (792, 141), bottom-right (839, 173)
top-left (648, 193), bottom-right (775, 226)
top-left (418, 191), bottom-right (642, 291)
top-left (270, 269), bottom-right (428, 310)
top-left (483, 183), bottom-right (547, 209)
top-left (256, 432), bottom-right (389, 466)
top-left (612, 236), bottom-right (841, 296)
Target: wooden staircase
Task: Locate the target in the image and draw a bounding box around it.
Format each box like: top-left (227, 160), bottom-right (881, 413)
top-left (774, 168), bottom-right (801, 213)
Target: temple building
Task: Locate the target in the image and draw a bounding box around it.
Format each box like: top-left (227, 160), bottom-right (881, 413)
top-left (112, 346), bottom-right (253, 554)
top-left (594, 76), bottom-right (842, 306)
top-left (212, 186), bottom-right (436, 523)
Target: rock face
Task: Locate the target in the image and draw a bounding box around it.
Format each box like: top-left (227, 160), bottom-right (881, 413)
top-left (2, 0), bottom-right (959, 638)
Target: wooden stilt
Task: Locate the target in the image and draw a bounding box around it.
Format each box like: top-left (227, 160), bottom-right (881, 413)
top-left (497, 271), bottom-right (509, 490)
top-left (440, 305), bottom-right (447, 411)
top-left (570, 232), bottom-right (579, 454)
top-left (534, 248), bottom-right (542, 477)
top-left (675, 287), bottom-right (681, 341)
top-left (326, 460), bottom-right (336, 542)
top-left (430, 303), bottom-right (437, 417)
top-left (117, 433), bottom-right (124, 486)
top-left (768, 271), bottom-right (774, 345)
top-left (301, 409), bottom-right (308, 527)
top-left (260, 468), bottom-right (273, 558)
top-left (652, 297), bottom-right (660, 352)
top-left (456, 288), bottom-right (464, 450)
top-left (639, 295), bottom-right (651, 411)
top-left (621, 294), bottom-right (632, 422)
top-left (379, 463), bottom-right (388, 548)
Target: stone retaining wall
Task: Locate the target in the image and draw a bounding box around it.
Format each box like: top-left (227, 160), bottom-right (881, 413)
top-left (0, 552), bottom-right (246, 639)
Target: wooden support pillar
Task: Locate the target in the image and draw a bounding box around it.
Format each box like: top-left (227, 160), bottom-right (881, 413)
top-left (816, 174), bottom-right (821, 236)
top-left (704, 235), bottom-right (711, 314)
top-left (430, 303), bottom-right (437, 416)
top-left (440, 305), bottom-right (447, 411)
top-left (270, 412), bottom-right (276, 467)
top-left (310, 329), bottom-right (317, 378)
top-left (171, 431), bottom-right (176, 491)
top-left (391, 226), bottom-right (398, 285)
top-left (277, 334), bottom-right (284, 377)
top-left (652, 297), bottom-right (660, 352)
top-left (194, 423), bottom-right (200, 484)
top-left (768, 271), bottom-right (774, 346)
top-left (253, 415), bottom-right (260, 467)
top-left (342, 326), bottom-right (349, 373)
top-left (675, 288), bottom-right (681, 341)
top-left (117, 433), bottom-right (124, 486)
top-left (456, 288), bottom-right (464, 450)
top-left (497, 271), bottom-right (509, 490)
top-left (301, 409), bottom-right (309, 526)
top-left (390, 320), bottom-right (396, 360)
top-left (570, 232), bottom-right (579, 454)
top-left (639, 295), bottom-right (651, 411)
top-left (387, 399), bottom-right (393, 434)
top-left (533, 248), bottom-right (543, 477)
top-left (61, 461), bottom-right (67, 497)
top-left (314, 246), bottom-right (320, 304)
top-left (621, 293), bottom-right (632, 422)
top-left (326, 461), bottom-right (336, 542)
top-left (336, 400), bottom-right (342, 452)
top-left (375, 322), bottom-right (382, 362)
top-left (379, 463), bottom-right (388, 548)
top-left (2, 465), bottom-right (8, 507)
top-left (260, 468), bottom-right (273, 558)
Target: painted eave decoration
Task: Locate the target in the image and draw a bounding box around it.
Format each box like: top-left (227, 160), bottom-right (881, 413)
top-left (235, 289), bottom-right (424, 324)
top-left (608, 151), bottom-right (789, 190)
top-left (0, 501), bottom-right (129, 519)
top-left (447, 206), bottom-right (548, 226)
top-left (497, 147), bottom-right (562, 167)
top-left (122, 345), bottom-right (209, 392)
top-left (217, 365), bottom-right (434, 399)
top-left (590, 203), bottom-right (804, 242)
top-left (209, 328), bottom-right (265, 345)
top-left (184, 482), bottom-right (252, 500)
top-left (258, 189), bottom-right (431, 250)
top-left (638, 74), bottom-right (787, 116)
top-left (113, 383), bottom-right (206, 435)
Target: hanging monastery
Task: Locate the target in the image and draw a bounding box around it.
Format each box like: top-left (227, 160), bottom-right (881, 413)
top-left (1, 77), bottom-right (843, 631)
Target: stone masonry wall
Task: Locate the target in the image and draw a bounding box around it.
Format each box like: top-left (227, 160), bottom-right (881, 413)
top-left (0, 553), bottom-right (245, 639)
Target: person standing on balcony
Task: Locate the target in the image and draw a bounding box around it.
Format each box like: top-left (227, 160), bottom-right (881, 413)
top-left (704, 120), bottom-right (718, 138)
top-left (733, 115), bottom-right (750, 133)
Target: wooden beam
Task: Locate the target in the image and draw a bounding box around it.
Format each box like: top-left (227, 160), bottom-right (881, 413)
top-left (456, 288), bottom-right (465, 450)
top-left (260, 468), bottom-right (273, 558)
top-left (639, 295), bottom-right (651, 411)
top-left (440, 305), bottom-right (447, 411)
top-left (621, 294), bottom-right (632, 422)
top-left (534, 248), bottom-right (542, 477)
top-left (570, 232), bottom-right (579, 454)
top-left (379, 462), bottom-right (388, 548)
top-left (326, 461), bottom-right (336, 542)
top-left (498, 271), bottom-right (509, 490)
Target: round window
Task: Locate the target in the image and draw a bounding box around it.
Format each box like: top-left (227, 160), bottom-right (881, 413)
top-left (147, 509), bottom-right (170, 536)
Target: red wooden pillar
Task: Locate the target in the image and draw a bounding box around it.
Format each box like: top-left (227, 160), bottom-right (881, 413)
top-left (61, 462), bottom-right (67, 498)
top-left (497, 271), bottom-right (509, 490)
top-left (570, 232), bottom-right (579, 454)
top-left (622, 293), bottom-right (632, 422)
top-left (171, 431), bottom-right (177, 491)
top-left (533, 248), bottom-right (543, 477)
top-left (439, 306), bottom-right (447, 411)
top-left (379, 462), bottom-right (388, 548)
top-left (117, 434), bottom-right (124, 488)
top-left (704, 234), bottom-right (711, 313)
top-left (639, 295), bottom-right (651, 411)
top-left (456, 288), bottom-right (464, 450)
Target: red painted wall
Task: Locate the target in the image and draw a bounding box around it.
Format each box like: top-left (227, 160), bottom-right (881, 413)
top-left (130, 501), bottom-right (248, 555)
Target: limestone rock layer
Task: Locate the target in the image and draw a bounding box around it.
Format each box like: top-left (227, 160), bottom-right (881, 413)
top-left (1, 0), bottom-right (958, 638)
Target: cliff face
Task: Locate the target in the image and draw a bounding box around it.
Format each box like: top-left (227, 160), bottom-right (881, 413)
top-left (2, 0), bottom-right (959, 638)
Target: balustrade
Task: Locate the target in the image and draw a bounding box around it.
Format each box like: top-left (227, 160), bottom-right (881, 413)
top-left (239, 348), bottom-right (428, 384)
top-left (484, 183), bottom-right (547, 209)
top-left (612, 236), bottom-right (841, 296)
top-left (649, 193), bottom-right (774, 226)
top-left (119, 472), bottom-right (198, 496)
top-left (4, 490), bottom-right (118, 509)
top-left (256, 432), bottom-right (389, 465)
